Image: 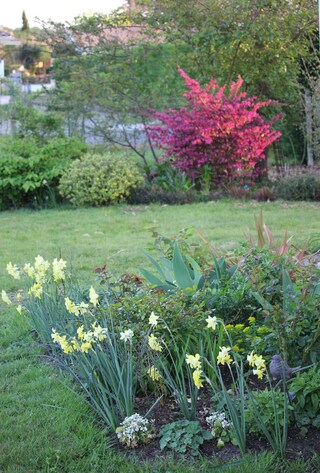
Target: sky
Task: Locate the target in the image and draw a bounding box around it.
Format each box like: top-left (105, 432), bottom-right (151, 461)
top-left (1, 0), bottom-right (125, 29)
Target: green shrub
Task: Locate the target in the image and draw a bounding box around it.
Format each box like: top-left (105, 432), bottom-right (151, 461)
top-left (0, 136), bottom-right (87, 209)
top-left (288, 367), bottom-right (320, 429)
top-left (276, 174), bottom-right (320, 201)
top-left (58, 153), bottom-right (144, 206)
top-left (245, 389), bottom-right (294, 435)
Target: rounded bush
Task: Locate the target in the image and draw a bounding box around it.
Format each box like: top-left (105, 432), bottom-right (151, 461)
top-left (58, 153), bottom-right (144, 206)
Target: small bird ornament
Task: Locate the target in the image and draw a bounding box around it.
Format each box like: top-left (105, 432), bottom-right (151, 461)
top-left (269, 355), bottom-right (300, 380)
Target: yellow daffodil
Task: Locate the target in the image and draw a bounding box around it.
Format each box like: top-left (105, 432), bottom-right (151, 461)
top-left (92, 322), bottom-right (107, 341)
top-left (23, 263), bottom-right (35, 279)
top-left (78, 301), bottom-right (89, 315)
top-left (247, 351), bottom-right (266, 379)
top-left (77, 325), bottom-right (85, 340)
top-left (65, 297), bottom-right (79, 315)
top-left (192, 368), bottom-right (204, 389)
top-left (16, 305), bottom-right (23, 314)
top-left (186, 353), bottom-right (201, 369)
top-left (148, 334), bottom-right (162, 352)
top-left (89, 286), bottom-right (99, 307)
top-left (52, 258), bottom-right (67, 282)
top-left (28, 283), bottom-right (43, 299)
top-left (206, 315), bottom-right (218, 330)
top-left (7, 262), bottom-right (20, 280)
top-left (80, 342), bottom-right (92, 353)
top-left (148, 311), bottom-right (159, 327)
top-left (147, 365), bottom-right (160, 381)
top-left (1, 290), bottom-right (11, 305)
top-left (34, 255), bottom-right (50, 273)
top-left (217, 346), bottom-right (232, 365)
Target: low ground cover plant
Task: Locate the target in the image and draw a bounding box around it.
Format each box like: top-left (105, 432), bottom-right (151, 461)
top-left (2, 218), bottom-right (319, 461)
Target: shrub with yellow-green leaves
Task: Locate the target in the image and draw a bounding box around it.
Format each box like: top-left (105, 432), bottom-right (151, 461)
top-left (58, 153), bottom-right (144, 206)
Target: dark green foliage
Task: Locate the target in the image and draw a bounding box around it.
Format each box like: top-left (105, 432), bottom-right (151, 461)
top-left (276, 174), bottom-right (320, 201)
top-left (288, 368), bottom-right (320, 429)
top-left (246, 390), bottom-right (294, 435)
top-left (21, 10), bottom-right (30, 31)
top-left (158, 420), bottom-right (212, 456)
top-left (0, 136), bottom-right (87, 209)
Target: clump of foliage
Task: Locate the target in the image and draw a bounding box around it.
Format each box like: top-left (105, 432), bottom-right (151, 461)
top-left (288, 367), bottom-right (320, 429)
top-left (0, 136), bottom-right (87, 209)
top-left (150, 68), bottom-right (281, 185)
top-left (206, 411), bottom-right (235, 448)
top-left (58, 153), bottom-right (144, 206)
top-left (275, 174), bottom-right (320, 201)
top-left (245, 389), bottom-right (294, 436)
top-left (158, 420), bottom-right (212, 456)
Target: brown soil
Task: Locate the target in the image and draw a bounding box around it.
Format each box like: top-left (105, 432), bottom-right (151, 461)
top-left (115, 383), bottom-right (320, 464)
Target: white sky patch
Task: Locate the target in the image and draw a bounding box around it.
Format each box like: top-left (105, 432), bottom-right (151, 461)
top-left (1, 0), bottom-right (125, 29)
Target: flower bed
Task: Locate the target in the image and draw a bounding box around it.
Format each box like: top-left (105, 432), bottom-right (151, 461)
top-left (2, 220), bottom-right (320, 462)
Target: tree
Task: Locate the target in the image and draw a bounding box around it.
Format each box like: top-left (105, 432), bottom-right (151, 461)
top-left (21, 10), bottom-right (30, 31)
top-left (42, 12), bottom-right (195, 168)
top-left (142, 0), bottom-right (319, 164)
top-left (149, 68), bottom-right (281, 184)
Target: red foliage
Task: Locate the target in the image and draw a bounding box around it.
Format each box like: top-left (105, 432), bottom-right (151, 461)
top-left (149, 69), bottom-right (282, 183)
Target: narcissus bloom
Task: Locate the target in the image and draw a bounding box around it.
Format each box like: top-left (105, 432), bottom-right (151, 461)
top-left (7, 262), bottom-right (20, 280)
top-left (206, 315), bottom-right (218, 330)
top-left (186, 353), bottom-right (201, 369)
top-left (1, 290), bottom-right (11, 305)
top-left (148, 311), bottom-right (159, 327)
top-left (120, 329), bottom-right (134, 342)
top-left (192, 368), bottom-right (204, 389)
top-left (147, 365), bottom-right (160, 381)
top-left (28, 283), bottom-right (43, 299)
top-left (148, 334), bottom-right (162, 352)
top-left (217, 346), bottom-right (232, 365)
top-left (89, 286), bottom-right (99, 307)
top-left (52, 258), bottom-right (67, 282)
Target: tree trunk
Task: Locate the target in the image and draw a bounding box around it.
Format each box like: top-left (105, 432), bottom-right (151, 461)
top-left (305, 88), bottom-right (314, 166)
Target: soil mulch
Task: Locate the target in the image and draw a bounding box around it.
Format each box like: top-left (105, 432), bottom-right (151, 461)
top-left (116, 383), bottom-right (320, 464)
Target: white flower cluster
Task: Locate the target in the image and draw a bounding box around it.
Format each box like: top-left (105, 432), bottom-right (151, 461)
top-left (206, 411), bottom-right (234, 448)
top-left (206, 411), bottom-right (231, 430)
top-left (116, 414), bottom-right (155, 448)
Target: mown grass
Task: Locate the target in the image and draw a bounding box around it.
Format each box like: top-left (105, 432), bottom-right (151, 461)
top-left (1, 200), bottom-right (320, 472)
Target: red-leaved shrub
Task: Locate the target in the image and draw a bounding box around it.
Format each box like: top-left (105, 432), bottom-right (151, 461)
top-left (149, 69), bottom-right (281, 184)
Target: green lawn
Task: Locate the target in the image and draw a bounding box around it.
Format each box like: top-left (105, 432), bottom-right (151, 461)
top-left (1, 200), bottom-right (320, 472)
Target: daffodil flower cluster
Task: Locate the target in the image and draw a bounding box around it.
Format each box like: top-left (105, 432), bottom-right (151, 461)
top-left (186, 353), bottom-right (204, 389)
top-left (247, 351), bottom-right (266, 379)
top-left (217, 346), bottom-right (233, 366)
top-left (116, 414), bottom-right (155, 448)
top-left (65, 297), bottom-right (89, 316)
top-left (51, 322), bottom-right (107, 354)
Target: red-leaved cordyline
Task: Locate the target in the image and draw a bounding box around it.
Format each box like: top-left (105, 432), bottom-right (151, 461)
top-left (149, 68), bottom-right (282, 184)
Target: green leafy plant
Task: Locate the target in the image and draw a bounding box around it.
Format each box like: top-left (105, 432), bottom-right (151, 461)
top-left (158, 420), bottom-right (212, 456)
top-left (206, 411), bottom-right (236, 448)
top-left (288, 367), bottom-right (320, 429)
top-left (59, 153), bottom-right (144, 206)
top-left (140, 242), bottom-right (204, 292)
top-left (0, 136), bottom-right (87, 209)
